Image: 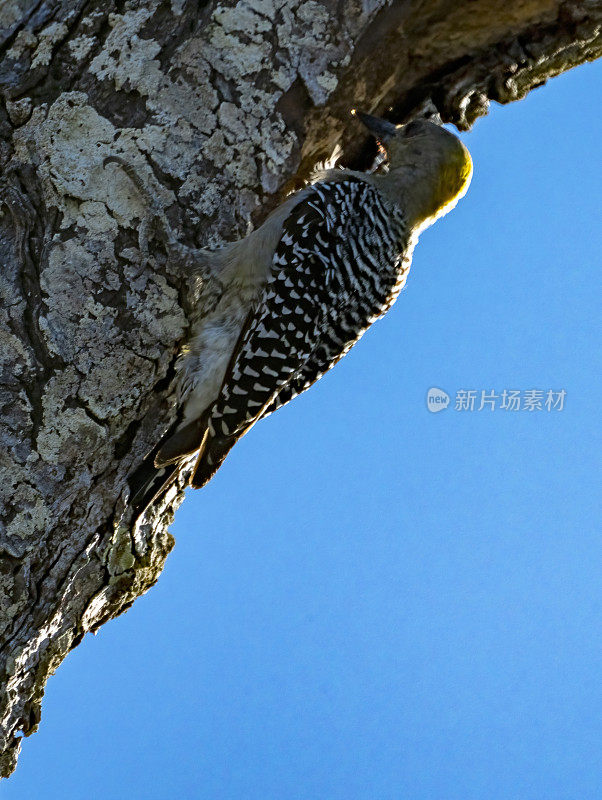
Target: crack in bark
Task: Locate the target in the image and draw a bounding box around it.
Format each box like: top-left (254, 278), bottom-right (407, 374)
top-left (0, 0), bottom-right (47, 54)
top-left (0, 167), bottom-right (58, 449)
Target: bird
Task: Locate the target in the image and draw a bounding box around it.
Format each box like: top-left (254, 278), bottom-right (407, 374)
top-left (130, 112), bottom-right (472, 508)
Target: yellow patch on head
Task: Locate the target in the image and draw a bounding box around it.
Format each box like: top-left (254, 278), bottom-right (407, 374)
top-left (435, 140), bottom-right (473, 219)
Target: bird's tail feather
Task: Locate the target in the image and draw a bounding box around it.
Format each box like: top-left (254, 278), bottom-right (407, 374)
top-left (190, 435), bottom-right (238, 489)
top-left (128, 459), bottom-right (183, 515)
top-left (154, 413), bottom-right (210, 467)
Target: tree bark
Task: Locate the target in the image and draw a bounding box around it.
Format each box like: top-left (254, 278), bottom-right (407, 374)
top-left (0, 0), bottom-right (599, 777)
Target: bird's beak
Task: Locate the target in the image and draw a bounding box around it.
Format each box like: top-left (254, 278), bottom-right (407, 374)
top-left (352, 110), bottom-right (398, 143)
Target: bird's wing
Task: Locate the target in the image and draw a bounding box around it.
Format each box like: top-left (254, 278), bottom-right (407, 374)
top-left (259, 318), bottom-right (356, 418)
top-left (190, 180), bottom-right (367, 488)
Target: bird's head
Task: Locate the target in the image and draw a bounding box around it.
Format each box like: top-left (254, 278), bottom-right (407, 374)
top-left (354, 111), bottom-right (473, 230)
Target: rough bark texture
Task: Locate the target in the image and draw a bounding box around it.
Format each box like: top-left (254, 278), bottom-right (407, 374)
top-left (0, 0), bottom-right (599, 777)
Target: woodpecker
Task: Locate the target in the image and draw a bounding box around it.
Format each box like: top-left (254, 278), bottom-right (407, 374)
top-left (132, 113), bottom-right (472, 504)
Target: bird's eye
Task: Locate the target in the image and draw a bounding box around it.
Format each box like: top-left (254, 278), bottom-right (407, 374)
top-left (403, 120), bottom-right (425, 137)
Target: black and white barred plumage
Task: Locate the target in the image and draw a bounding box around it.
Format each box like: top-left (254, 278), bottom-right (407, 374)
top-left (191, 178), bottom-right (412, 487)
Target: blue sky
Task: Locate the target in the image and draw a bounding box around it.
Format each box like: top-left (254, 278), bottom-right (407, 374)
top-left (5, 59), bottom-right (601, 799)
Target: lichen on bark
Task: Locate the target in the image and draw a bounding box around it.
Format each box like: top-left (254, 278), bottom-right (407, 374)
top-left (0, 0), bottom-right (600, 778)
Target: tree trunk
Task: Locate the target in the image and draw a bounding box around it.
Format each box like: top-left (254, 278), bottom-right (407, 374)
top-left (0, 0), bottom-right (599, 777)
